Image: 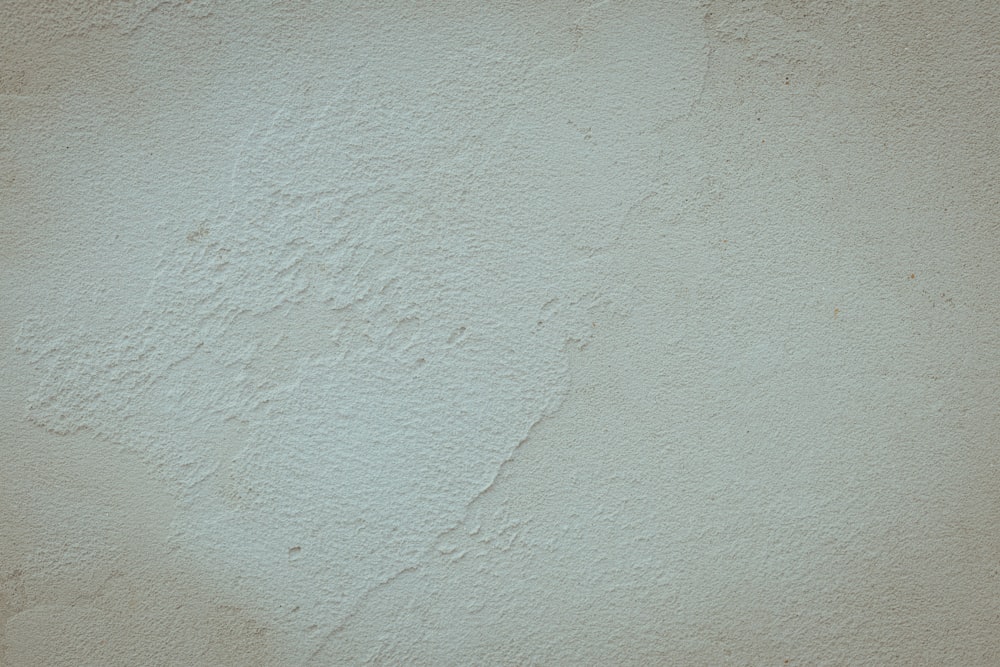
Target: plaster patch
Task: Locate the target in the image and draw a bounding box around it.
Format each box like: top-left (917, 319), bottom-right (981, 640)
top-left (15, 101), bottom-right (593, 634)
top-left (11, 0), bottom-right (708, 657)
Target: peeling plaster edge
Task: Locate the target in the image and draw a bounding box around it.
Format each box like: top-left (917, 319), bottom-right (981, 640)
top-left (307, 344), bottom-right (577, 659)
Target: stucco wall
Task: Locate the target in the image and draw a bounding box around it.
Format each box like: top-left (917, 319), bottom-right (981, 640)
top-left (2, 1), bottom-right (998, 664)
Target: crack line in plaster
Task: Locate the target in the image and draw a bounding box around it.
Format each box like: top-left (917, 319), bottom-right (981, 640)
top-left (309, 397), bottom-right (566, 659)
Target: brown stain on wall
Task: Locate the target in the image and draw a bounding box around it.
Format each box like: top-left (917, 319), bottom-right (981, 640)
top-left (0, 421), bottom-right (289, 665)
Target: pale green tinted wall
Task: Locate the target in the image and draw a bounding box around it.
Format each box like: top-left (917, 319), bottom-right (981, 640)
top-left (2, 1), bottom-right (998, 664)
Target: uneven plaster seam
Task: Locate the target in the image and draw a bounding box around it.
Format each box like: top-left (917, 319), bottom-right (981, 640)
top-left (300, 125), bottom-right (698, 650)
top-left (310, 399), bottom-right (564, 657)
top-left (284, 5), bottom-right (681, 632)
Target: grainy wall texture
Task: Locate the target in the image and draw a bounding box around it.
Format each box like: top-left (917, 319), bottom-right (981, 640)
top-left (2, 1), bottom-right (998, 664)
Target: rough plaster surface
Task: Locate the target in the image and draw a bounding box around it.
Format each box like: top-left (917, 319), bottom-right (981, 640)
top-left (1, 1), bottom-right (998, 664)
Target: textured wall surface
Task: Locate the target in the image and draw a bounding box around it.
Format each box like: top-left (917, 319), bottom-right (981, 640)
top-left (2, 1), bottom-right (998, 664)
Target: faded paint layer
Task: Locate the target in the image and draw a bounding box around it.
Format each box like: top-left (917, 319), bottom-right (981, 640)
top-left (2, 1), bottom-right (998, 665)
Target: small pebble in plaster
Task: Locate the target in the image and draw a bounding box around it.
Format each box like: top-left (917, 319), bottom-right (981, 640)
top-left (447, 326), bottom-right (467, 344)
top-left (186, 225), bottom-right (209, 242)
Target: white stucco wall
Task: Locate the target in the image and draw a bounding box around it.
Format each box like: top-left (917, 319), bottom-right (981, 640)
top-left (2, 1), bottom-right (998, 664)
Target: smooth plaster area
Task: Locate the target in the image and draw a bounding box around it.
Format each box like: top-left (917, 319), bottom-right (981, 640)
top-left (1, 1), bottom-right (998, 665)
